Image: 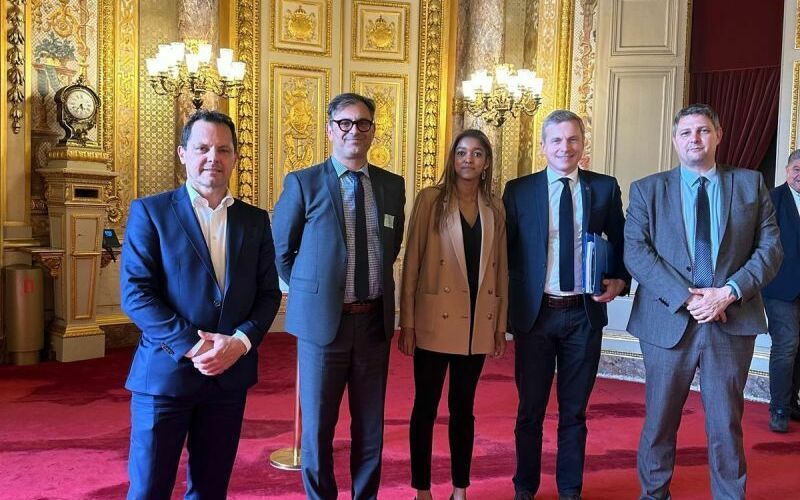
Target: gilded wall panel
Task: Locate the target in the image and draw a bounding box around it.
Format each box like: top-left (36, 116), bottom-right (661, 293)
top-left (352, 0), bottom-right (409, 62)
top-left (269, 63), bottom-right (330, 209)
top-left (791, 60), bottom-right (800, 153)
top-left (137, 0), bottom-right (179, 197)
top-left (271, 0), bottom-right (331, 56)
top-left (351, 72), bottom-right (408, 176)
top-left (111, 0), bottom-right (137, 226)
top-left (570, 0), bottom-right (597, 169)
top-left (233, 0), bottom-right (260, 205)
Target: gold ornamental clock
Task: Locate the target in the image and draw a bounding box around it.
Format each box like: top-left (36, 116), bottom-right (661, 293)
top-left (54, 75), bottom-right (100, 147)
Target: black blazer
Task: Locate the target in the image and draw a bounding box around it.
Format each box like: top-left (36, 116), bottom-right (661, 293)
top-left (762, 182), bottom-right (800, 301)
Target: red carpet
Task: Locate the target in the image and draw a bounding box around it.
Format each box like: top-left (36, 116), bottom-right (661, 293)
top-left (1, 332), bottom-right (798, 499)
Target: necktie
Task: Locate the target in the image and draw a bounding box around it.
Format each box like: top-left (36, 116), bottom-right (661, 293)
top-left (559, 177), bottom-right (575, 292)
top-left (693, 177), bottom-right (713, 287)
top-left (351, 171), bottom-right (369, 300)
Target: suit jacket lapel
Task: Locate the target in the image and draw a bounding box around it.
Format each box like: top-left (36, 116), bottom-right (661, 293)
top-left (324, 159), bottom-right (347, 241)
top-left (446, 207), bottom-right (469, 284)
top-left (782, 183), bottom-right (800, 225)
top-left (578, 169), bottom-right (592, 231)
top-left (719, 167), bottom-right (733, 244)
top-left (171, 187), bottom-right (216, 284)
top-left (224, 200), bottom-right (244, 296)
top-left (477, 193), bottom-right (494, 289)
top-left (370, 165), bottom-right (385, 246)
top-left (534, 171), bottom-right (549, 255)
top-left (666, 168), bottom-right (691, 259)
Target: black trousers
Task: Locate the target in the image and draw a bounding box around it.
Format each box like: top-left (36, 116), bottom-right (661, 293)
top-left (409, 347), bottom-right (486, 490)
top-left (513, 302), bottom-right (602, 497)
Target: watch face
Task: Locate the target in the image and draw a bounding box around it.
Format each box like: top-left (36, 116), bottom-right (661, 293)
top-left (65, 89), bottom-right (96, 120)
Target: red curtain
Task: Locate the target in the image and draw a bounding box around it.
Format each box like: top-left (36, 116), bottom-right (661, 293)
top-left (689, 66), bottom-right (780, 169)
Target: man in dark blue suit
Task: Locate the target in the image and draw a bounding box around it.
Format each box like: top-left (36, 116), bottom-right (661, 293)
top-left (272, 93), bottom-right (405, 499)
top-left (504, 110), bottom-right (629, 500)
top-left (762, 149), bottom-right (800, 432)
top-left (121, 110), bottom-right (281, 499)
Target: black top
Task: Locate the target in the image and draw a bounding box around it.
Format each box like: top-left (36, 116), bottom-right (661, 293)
top-left (460, 212), bottom-right (482, 338)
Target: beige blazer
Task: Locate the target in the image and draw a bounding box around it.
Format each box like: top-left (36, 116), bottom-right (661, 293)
top-left (400, 186), bottom-right (508, 355)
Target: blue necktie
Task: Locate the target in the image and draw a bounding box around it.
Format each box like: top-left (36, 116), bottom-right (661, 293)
top-left (559, 177), bottom-right (575, 292)
top-left (350, 171), bottom-right (369, 300)
top-left (693, 177), bottom-right (713, 287)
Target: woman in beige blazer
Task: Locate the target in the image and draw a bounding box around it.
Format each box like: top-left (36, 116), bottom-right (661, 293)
top-left (399, 129), bottom-right (508, 500)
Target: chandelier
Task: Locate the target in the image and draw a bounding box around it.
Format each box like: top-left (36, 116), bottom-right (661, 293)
top-left (457, 64), bottom-right (544, 127)
top-left (145, 42), bottom-right (246, 110)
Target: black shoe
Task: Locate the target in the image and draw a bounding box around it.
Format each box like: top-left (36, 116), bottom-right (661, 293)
top-left (770, 410), bottom-right (790, 433)
top-left (514, 492), bottom-right (534, 500)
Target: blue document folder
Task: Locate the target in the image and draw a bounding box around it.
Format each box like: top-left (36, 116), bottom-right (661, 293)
top-left (583, 232), bottom-right (613, 295)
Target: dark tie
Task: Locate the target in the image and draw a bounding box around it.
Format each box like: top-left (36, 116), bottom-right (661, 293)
top-left (559, 177), bottom-right (575, 292)
top-left (351, 171), bottom-right (369, 300)
top-left (693, 177), bottom-right (713, 287)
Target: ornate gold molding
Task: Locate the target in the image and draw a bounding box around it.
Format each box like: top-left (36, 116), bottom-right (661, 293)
top-left (22, 247), bottom-right (65, 278)
top-left (796, 0), bottom-right (800, 49)
top-left (790, 60), bottom-right (800, 153)
top-left (555, 0), bottom-right (574, 109)
top-left (235, 0), bottom-right (259, 204)
top-left (109, 0), bottom-right (137, 225)
top-left (415, 0), bottom-right (447, 192)
top-left (6, 0), bottom-right (25, 134)
top-left (47, 146), bottom-right (111, 163)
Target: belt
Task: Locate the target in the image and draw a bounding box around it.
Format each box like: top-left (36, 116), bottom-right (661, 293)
top-left (342, 297), bottom-right (382, 315)
top-left (544, 293), bottom-right (583, 309)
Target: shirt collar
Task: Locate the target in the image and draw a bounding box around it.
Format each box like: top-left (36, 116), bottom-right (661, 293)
top-left (680, 164), bottom-right (718, 187)
top-left (546, 166), bottom-right (579, 185)
top-left (790, 184), bottom-right (800, 201)
top-left (185, 183), bottom-right (234, 209)
top-left (332, 156), bottom-right (370, 179)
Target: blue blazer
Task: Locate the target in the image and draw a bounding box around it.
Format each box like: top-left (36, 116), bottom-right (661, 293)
top-left (120, 186), bottom-right (282, 397)
top-left (272, 159), bottom-right (406, 345)
top-left (503, 169), bottom-right (629, 335)
top-left (762, 182), bottom-right (800, 301)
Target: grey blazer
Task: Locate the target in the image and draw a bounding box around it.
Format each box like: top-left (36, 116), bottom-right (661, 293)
top-left (624, 166), bottom-right (783, 348)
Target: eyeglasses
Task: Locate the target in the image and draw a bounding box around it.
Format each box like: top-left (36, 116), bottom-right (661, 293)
top-left (329, 118), bottom-right (374, 132)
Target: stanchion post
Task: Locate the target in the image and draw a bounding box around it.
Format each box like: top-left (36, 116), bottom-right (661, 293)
top-left (269, 350), bottom-right (301, 470)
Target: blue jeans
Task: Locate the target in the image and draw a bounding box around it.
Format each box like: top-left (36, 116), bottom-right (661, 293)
top-left (764, 296), bottom-right (800, 413)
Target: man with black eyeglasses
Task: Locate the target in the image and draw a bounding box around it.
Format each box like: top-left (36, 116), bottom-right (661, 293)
top-left (273, 92), bottom-right (406, 499)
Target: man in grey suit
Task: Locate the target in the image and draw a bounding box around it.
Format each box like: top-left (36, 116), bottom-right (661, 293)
top-left (272, 92), bottom-right (405, 499)
top-left (624, 103), bottom-right (782, 499)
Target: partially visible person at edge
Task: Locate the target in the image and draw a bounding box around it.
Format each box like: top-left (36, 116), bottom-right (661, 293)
top-left (761, 149), bottom-right (800, 433)
top-left (398, 128), bottom-right (508, 500)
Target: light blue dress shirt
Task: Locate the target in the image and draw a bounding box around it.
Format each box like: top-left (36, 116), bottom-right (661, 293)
top-left (545, 167), bottom-right (583, 295)
top-left (679, 165), bottom-right (740, 297)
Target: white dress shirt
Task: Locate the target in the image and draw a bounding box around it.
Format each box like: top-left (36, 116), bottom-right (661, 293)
top-left (185, 183), bottom-right (251, 355)
top-left (791, 184), bottom-right (800, 217)
top-left (544, 167), bottom-right (584, 296)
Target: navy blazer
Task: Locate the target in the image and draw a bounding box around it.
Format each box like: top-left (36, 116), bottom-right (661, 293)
top-left (272, 159), bottom-right (406, 345)
top-left (503, 169), bottom-right (629, 335)
top-left (762, 183), bottom-right (800, 301)
top-left (120, 186), bottom-right (282, 397)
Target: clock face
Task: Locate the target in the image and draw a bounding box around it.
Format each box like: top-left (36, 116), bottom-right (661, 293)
top-left (65, 89), bottom-right (96, 120)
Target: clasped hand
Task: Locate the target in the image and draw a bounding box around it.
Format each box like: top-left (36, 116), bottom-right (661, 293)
top-left (187, 330), bottom-right (247, 376)
top-left (685, 286), bottom-right (736, 324)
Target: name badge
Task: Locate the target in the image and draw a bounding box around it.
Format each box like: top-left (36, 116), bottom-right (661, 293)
top-left (383, 214), bottom-right (395, 229)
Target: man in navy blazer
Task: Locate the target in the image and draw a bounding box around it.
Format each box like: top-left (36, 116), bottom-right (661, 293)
top-left (121, 110), bottom-right (281, 499)
top-left (504, 110), bottom-right (629, 500)
top-left (272, 93), bottom-right (405, 499)
top-left (762, 150), bottom-right (800, 432)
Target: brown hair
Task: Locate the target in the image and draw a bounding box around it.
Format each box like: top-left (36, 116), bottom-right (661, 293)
top-left (434, 129), bottom-right (497, 231)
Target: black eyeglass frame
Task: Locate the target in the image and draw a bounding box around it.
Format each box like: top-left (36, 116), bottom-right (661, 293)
top-left (329, 118), bottom-right (374, 132)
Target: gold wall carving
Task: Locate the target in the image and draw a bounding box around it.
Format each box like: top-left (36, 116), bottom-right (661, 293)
top-left (352, 72), bottom-right (408, 176)
top-left (234, 0), bottom-right (259, 204)
top-left (6, 0), bottom-right (25, 134)
top-left (271, 0), bottom-right (331, 56)
top-left (572, 0), bottom-right (597, 169)
top-left (269, 63), bottom-right (329, 208)
top-left (415, 0), bottom-right (448, 192)
top-left (796, 0), bottom-right (800, 50)
top-left (109, 0), bottom-right (137, 225)
top-left (790, 60), bottom-right (800, 153)
top-left (352, 0), bottom-right (409, 62)
top-left (137, 0), bottom-right (179, 197)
